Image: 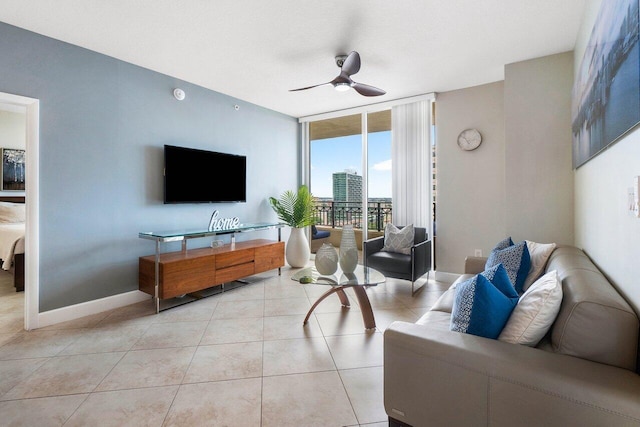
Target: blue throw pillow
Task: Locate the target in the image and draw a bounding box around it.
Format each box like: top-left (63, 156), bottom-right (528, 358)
top-left (485, 240), bottom-right (531, 294)
top-left (480, 263), bottom-right (518, 299)
top-left (492, 236), bottom-right (514, 251)
top-left (450, 274), bottom-right (518, 339)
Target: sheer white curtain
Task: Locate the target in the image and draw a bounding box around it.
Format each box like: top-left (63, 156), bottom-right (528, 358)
top-left (391, 100), bottom-right (431, 229)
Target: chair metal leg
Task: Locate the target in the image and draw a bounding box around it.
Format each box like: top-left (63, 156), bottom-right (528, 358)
top-left (411, 271), bottom-right (430, 296)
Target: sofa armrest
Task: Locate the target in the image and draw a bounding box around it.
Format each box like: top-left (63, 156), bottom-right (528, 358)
top-left (464, 256), bottom-right (487, 274)
top-left (384, 321), bottom-right (640, 427)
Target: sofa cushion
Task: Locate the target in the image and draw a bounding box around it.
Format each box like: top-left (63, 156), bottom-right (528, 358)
top-left (546, 247), bottom-right (639, 371)
top-left (499, 270), bottom-right (562, 346)
top-left (485, 240), bottom-right (531, 294)
top-left (523, 240), bottom-right (556, 291)
top-left (416, 310), bottom-right (451, 331)
top-left (450, 274), bottom-right (518, 339)
top-left (381, 223), bottom-right (414, 255)
top-left (312, 225), bottom-right (330, 240)
top-left (431, 285), bottom-right (457, 313)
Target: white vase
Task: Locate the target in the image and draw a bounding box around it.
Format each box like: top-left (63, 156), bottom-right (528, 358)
top-left (315, 243), bottom-right (338, 275)
top-left (286, 227), bottom-right (311, 268)
top-left (339, 224), bottom-right (358, 274)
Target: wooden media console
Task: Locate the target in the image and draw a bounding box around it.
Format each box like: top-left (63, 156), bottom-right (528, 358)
top-left (139, 239), bottom-right (284, 299)
top-left (138, 222), bottom-right (285, 312)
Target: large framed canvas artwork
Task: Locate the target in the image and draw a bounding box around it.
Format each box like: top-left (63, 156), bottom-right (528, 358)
top-left (572, 0), bottom-right (640, 169)
top-left (1, 148), bottom-right (25, 191)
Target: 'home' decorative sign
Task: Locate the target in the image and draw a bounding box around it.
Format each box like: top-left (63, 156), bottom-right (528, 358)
top-left (208, 210), bottom-right (240, 231)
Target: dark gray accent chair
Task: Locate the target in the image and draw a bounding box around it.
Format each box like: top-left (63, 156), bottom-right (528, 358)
top-left (363, 226), bottom-right (432, 295)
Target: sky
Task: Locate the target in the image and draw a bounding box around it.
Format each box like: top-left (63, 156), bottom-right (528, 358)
top-left (310, 131), bottom-right (391, 198)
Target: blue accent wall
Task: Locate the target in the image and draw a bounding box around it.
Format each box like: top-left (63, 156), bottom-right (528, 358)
top-left (0, 22), bottom-right (299, 311)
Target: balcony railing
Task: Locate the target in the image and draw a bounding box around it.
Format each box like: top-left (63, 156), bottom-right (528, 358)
top-left (312, 201), bottom-right (393, 231)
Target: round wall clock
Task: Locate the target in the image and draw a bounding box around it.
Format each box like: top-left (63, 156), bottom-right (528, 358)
top-left (457, 128), bottom-right (482, 151)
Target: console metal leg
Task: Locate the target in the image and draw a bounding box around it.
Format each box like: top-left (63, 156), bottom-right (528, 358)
top-left (278, 228), bottom-right (282, 276)
top-left (154, 240), bottom-right (160, 314)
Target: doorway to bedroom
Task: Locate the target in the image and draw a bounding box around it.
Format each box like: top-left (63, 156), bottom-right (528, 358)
top-left (0, 103), bottom-right (26, 336)
top-left (0, 91), bottom-right (39, 332)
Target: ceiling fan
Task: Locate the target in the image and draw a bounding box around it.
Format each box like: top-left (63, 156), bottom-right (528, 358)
top-left (290, 51), bottom-right (386, 97)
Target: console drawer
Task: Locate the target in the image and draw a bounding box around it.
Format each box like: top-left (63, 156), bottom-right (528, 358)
top-left (216, 248), bottom-right (254, 269)
top-left (216, 261), bottom-right (255, 283)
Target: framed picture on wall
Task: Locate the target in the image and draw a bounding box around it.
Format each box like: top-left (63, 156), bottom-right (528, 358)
top-left (1, 148), bottom-right (25, 191)
top-left (571, 0), bottom-right (640, 169)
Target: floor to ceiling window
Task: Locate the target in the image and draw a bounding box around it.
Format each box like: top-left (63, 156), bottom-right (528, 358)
top-left (308, 113), bottom-right (372, 251)
top-left (301, 95), bottom-right (435, 261)
top-left (366, 111), bottom-right (392, 237)
top-left (308, 111), bottom-right (392, 246)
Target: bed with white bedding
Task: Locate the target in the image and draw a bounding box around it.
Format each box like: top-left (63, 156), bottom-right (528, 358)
top-left (0, 222), bottom-right (24, 270)
top-left (0, 198), bottom-right (26, 291)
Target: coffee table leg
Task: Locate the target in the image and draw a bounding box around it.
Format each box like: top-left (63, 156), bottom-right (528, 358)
top-left (353, 286), bottom-right (376, 329)
top-left (303, 286), bottom-right (350, 325)
top-left (335, 289), bottom-right (350, 307)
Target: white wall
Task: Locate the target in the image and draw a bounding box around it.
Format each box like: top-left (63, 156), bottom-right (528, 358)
top-left (436, 52), bottom-right (574, 275)
top-left (0, 22), bottom-right (299, 312)
top-left (504, 52), bottom-right (574, 245)
top-left (574, 0), bottom-right (640, 313)
top-left (0, 110), bottom-right (26, 149)
top-left (435, 81), bottom-right (506, 274)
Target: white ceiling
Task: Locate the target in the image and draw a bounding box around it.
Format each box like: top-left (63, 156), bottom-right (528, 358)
top-left (0, 0), bottom-right (587, 118)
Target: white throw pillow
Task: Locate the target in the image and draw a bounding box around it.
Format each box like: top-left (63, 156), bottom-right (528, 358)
top-left (522, 240), bottom-right (556, 292)
top-left (0, 202), bottom-right (25, 223)
top-left (381, 223), bottom-right (414, 255)
top-left (498, 270), bottom-right (562, 347)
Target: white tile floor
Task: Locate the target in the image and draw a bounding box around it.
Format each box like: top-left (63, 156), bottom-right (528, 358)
top-left (0, 264), bottom-right (449, 426)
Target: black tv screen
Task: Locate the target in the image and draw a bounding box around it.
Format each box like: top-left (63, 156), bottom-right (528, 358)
top-left (164, 144), bottom-right (246, 203)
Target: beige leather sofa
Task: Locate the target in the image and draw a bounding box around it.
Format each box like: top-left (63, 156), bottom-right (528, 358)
top-left (384, 246), bottom-right (640, 427)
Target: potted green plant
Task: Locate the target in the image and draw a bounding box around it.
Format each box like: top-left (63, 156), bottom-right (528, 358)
top-left (269, 185), bottom-right (314, 267)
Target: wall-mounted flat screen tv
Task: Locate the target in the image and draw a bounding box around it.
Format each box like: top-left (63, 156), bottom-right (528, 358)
top-left (164, 144), bottom-right (247, 203)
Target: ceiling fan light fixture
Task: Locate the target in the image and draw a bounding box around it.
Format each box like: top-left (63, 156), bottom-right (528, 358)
top-left (289, 51), bottom-right (385, 97)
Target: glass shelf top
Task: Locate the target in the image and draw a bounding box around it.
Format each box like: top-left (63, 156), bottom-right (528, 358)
top-left (139, 222), bottom-right (286, 242)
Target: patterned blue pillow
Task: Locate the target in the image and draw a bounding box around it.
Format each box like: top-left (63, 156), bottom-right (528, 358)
top-left (493, 236), bottom-right (514, 251)
top-left (450, 273), bottom-right (518, 339)
top-left (480, 263), bottom-right (518, 299)
top-left (485, 240), bottom-right (531, 294)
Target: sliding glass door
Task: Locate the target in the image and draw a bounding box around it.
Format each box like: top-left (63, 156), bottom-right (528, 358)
top-left (307, 111), bottom-right (392, 252)
top-left (366, 110), bottom-right (392, 242)
top-left (309, 114), bottom-right (363, 252)
top-left (301, 94), bottom-right (435, 266)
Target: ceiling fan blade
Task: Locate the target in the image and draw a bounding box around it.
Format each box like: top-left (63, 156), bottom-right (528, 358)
top-left (341, 51), bottom-right (361, 76)
top-left (289, 82), bottom-right (332, 92)
top-left (352, 82), bottom-right (386, 96)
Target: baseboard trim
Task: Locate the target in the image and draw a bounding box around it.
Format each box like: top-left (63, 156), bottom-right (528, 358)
top-left (435, 271), bottom-right (460, 284)
top-left (37, 290), bottom-right (150, 329)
